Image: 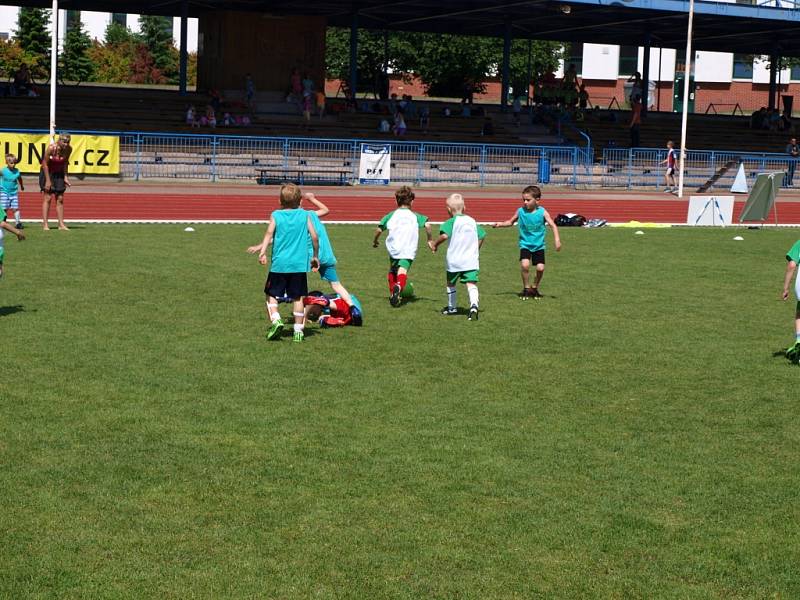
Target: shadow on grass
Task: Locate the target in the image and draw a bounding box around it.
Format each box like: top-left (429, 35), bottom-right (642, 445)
top-left (0, 305), bottom-right (25, 317)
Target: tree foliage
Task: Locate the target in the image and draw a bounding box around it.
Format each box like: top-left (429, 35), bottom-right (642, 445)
top-left (139, 15), bottom-right (177, 82)
top-left (14, 7), bottom-right (51, 78)
top-left (0, 39), bottom-right (26, 80)
top-left (325, 27), bottom-right (563, 99)
top-left (61, 20), bottom-right (95, 84)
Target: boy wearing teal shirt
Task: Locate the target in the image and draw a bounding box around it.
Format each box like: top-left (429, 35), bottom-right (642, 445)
top-left (1, 154), bottom-right (24, 229)
top-left (0, 206), bottom-right (26, 278)
top-left (248, 184), bottom-right (319, 342)
top-left (493, 185), bottom-right (561, 298)
top-left (302, 192), bottom-right (361, 325)
top-left (782, 239), bottom-right (800, 363)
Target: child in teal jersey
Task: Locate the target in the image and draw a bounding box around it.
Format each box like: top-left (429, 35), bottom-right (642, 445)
top-left (248, 183), bottom-right (319, 342)
top-left (493, 185), bottom-right (561, 298)
top-left (0, 206), bottom-right (26, 279)
top-left (782, 238), bottom-right (800, 363)
top-left (301, 192), bottom-right (361, 325)
top-left (1, 154), bottom-right (24, 229)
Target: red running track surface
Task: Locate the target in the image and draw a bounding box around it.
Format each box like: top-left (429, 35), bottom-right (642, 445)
top-left (18, 192), bottom-right (800, 224)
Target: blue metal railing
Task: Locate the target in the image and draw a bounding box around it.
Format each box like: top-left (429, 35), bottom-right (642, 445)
top-left (5, 128), bottom-right (795, 190)
top-left (601, 147), bottom-right (798, 189)
top-left (0, 128), bottom-right (593, 188)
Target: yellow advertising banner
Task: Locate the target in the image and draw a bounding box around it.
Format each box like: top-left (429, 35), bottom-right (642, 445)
top-left (0, 133), bottom-right (120, 175)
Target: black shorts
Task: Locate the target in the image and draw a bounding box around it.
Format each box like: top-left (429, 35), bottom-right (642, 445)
top-left (520, 248), bottom-right (545, 264)
top-left (265, 272), bottom-right (308, 300)
top-left (39, 171), bottom-right (66, 194)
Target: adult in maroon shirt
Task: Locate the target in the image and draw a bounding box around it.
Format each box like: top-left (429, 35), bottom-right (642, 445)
top-left (40, 133), bottom-right (72, 230)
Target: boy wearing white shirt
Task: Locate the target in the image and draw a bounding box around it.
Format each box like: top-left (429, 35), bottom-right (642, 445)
top-left (373, 186), bottom-right (433, 307)
top-left (431, 193), bottom-right (486, 321)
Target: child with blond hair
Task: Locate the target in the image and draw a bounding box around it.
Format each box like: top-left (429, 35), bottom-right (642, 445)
top-left (431, 193), bottom-right (486, 321)
top-left (247, 183), bottom-right (319, 342)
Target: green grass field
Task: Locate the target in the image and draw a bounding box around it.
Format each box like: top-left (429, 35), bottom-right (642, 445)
top-left (2, 224), bottom-right (799, 598)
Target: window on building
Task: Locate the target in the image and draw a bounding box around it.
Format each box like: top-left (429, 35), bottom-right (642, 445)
top-left (732, 54), bottom-right (753, 79)
top-left (111, 13), bottom-right (127, 27)
top-left (618, 45), bottom-right (638, 77)
top-left (566, 42), bottom-right (583, 76)
top-left (791, 64), bottom-right (800, 81)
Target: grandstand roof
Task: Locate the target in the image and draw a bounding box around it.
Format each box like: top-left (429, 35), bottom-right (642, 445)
top-left (12, 0), bottom-right (800, 56)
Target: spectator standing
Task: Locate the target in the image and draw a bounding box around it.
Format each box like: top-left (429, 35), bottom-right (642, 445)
top-left (786, 138), bottom-right (799, 187)
top-left (245, 73), bottom-right (255, 112)
top-left (629, 96), bottom-right (642, 148)
top-left (40, 133), bottom-right (72, 231)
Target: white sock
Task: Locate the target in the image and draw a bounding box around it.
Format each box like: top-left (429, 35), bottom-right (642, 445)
top-left (293, 312), bottom-right (305, 328)
top-left (467, 285), bottom-right (479, 307)
top-left (14, 210), bottom-right (21, 224)
top-left (268, 303), bottom-right (280, 322)
top-left (447, 286), bottom-right (457, 309)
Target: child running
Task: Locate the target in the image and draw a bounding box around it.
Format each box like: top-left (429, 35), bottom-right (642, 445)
top-left (1, 153), bottom-right (24, 229)
top-left (247, 183), bottom-right (319, 342)
top-left (431, 193), bottom-right (486, 321)
top-left (660, 140), bottom-right (677, 194)
top-left (782, 237), bottom-right (800, 364)
top-left (0, 205), bottom-right (26, 278)
top-left (373, 185), bottom-right (433, 306)
top-left (302, 191), bottom-right (362, 325)
top-left (303, 291), bottom-right (364, 328)
top-left (493, 185), bottom-right (561, 298)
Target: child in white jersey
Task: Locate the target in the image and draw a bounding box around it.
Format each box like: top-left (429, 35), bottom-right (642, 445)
top-left (431, 193), bottom-right (486, 321)
top-left (372, 185), bottom-right (433, 307)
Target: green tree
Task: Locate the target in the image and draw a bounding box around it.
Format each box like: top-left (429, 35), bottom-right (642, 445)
top-left (14, 7), bottom-right (51, 78)
top-left (138, 15), bottom-right (176, 82)
top-left (0, 38), bottom-right (26, 80)
top-left (508, 39), bottom-right (564, 98)
top-left (61, 20), bottom-right (95, 83)
top-left (410, 33), bottom-right (497, 98)
top-left (104, 21), bottom-right (140, 47)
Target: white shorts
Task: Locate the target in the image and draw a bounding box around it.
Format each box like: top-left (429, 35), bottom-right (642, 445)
top-left (0, 190), bottom-right (18, 211)
top-left (795, 274), bottom-right (800, 301)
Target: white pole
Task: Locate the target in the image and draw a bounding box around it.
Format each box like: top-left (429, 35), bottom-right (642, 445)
top-left (677, 0), bottom-right (694, 199)
top-left (49, 0), bottom-right (58, 142)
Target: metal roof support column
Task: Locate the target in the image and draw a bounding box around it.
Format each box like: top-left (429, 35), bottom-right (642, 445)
top-left (768, 50), bottom-right (778, 111)
top-left (178, 0), bottom-right (188, 96)
top-left (349, 12), bottom-right (359, 103)
top-left (641, 32), bottom-right (651, 118)
top-left (501, 19), bottom-right (512, 112)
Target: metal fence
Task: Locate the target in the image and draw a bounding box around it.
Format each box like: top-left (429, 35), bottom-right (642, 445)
top-left (7, 128), bottom-right (795, 190)
top-left (26, 129), bottom-right (589, 187)
top-left (601, 148), bottom-right (799, 190)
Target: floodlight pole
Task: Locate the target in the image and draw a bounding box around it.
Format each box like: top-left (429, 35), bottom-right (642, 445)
top-left (49, 0), bottom-right (58, 142)
top-left (677, 0), bottom-right (695, 199)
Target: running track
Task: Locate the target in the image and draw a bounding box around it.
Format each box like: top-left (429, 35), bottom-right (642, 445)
top-left (17, 188), bottom-right (800, 224)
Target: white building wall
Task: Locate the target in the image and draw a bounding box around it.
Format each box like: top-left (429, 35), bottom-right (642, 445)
top-left (752, 56), bottom-right (791, 84)
top-left (582, 43), bottom-right (619, 80)
top-left (694, 51), bottom-right (733, 82)
top-left (0, 7), bottom-right (197, 52)
top-left (0, 6), bottom-right (18, 39)
top-left (637, 47), bottom-right (676, 81)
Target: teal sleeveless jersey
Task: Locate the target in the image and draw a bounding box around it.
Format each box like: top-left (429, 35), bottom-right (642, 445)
top-left (307, 210), bottom-right (336, 267)
top-left (517, 206), bottom-right (546, 251)
top-left (271, 209), bottom-right (310, 273)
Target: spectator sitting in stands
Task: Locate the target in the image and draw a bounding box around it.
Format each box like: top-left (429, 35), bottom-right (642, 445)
top-left (481, 117), bottom-right (494, 136)
top-left (393, 108), bottom-right (407, 136)
top-left (404, 95), bottom-right (416, 118)
top-left (205, 105), bottom-right (217, 128)
top-left (461, 100), bottom-right (472, 117)
top-left (750, 107), bottom-right (766, 130)
top-left (767, 108), bottom-right (781, 131)
top-left (12, 65), bottom-right (33, 97)
top-left (186, 105), bottom-right (197, 126)
top-left (209, 89), bottom-right (222, 112)
top-left (223, 112), bottom-right (233, 126)
top-left (389, 93), bottom-right (398, 115)
top-left (419, 104), bottom-right (430, 132)
top-left (781, 110), bottom-right (794, 133)
top-left (379, 118), bottom-right (391, 133)
top-left (443, 106), bottom-right (452, 117)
